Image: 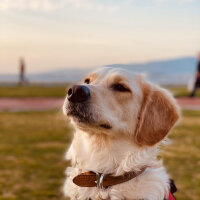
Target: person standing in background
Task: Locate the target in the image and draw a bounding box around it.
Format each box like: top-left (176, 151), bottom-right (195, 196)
top-left (190, 53), bottom-right (200, 97)
top-left (19, 57), bottom-right (26, 85)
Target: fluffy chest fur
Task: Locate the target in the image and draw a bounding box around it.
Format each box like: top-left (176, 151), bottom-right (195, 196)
top-left (63, 130), bottom-right (170, 200)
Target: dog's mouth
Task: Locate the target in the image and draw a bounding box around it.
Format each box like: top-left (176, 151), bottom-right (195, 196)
top-left (66, 102), bottom-right (112, 130)
top-left (66, 102), bottom-right (93, 123)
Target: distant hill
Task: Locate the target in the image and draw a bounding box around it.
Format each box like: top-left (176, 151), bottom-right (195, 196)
top-left (0, 57), bottom-right (197, 85)
top-left (107, 57), bottom-right (197, 85)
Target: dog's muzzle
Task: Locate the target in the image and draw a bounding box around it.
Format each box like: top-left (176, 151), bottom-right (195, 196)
top-left (66, 85), bottom-right (92, 123)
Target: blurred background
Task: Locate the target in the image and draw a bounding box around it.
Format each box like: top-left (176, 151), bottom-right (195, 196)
top-left (0, 0), bottom-right (200, 200)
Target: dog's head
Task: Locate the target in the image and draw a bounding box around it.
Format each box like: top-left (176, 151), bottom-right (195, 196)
top-left (63, 67), bottom-right (180, 146)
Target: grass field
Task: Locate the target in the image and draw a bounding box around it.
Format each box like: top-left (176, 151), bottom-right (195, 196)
top-left (0, 111), bottom-right (71, 200)
top-left (0, 111), bottom-right (199, 200)
top-left (0, 85), bottom-right (200, 98)
top-left (0, 86), bottom-right (68, 98)
top-left (166, 86), bottom-right (200, 98)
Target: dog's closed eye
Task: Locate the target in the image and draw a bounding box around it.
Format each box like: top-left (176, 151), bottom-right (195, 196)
top-left (111, 83), bottom-right (130, 92)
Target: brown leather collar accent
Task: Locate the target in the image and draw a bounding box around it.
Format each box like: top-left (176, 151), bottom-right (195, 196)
top-left (73, 167), bottom-right (147, 188)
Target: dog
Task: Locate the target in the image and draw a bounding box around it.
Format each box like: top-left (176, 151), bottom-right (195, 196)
top-left (62, 67), bottom-right (180, 200)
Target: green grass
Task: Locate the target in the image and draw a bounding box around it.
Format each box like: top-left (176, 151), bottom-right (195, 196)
top-left (0, 85), bottom-right (200, 98)
top-left (0, 86), bottom-right (67, 98)
top-left (161, 110), bottom-right (200, 200)
top-left (165, 86), bottom-right (200, 98)
top-left (0, 110), bottom-right (199, 200)
top-left (0, 111), bottom-right (72, 200)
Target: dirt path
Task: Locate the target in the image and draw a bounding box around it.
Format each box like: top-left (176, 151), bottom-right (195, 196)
top-left (0, 97), bottom-right (200, 112)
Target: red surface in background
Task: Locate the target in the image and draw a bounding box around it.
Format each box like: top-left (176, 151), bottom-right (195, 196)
top-left (0, 97), bottom-right (200, 111)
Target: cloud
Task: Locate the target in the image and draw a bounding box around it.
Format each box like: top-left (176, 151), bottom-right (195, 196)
top-left (0, 0), bottom-right (55, 11)
top-left (155, 0), bottom-right (196, 2)
top-left (0, 0), bottom-right (120, 12)
top-left (0, 0), bottom-right (197, 12)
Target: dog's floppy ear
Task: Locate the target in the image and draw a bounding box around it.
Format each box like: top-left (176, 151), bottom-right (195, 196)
top-left (134, 82), bottom-right (180, 146)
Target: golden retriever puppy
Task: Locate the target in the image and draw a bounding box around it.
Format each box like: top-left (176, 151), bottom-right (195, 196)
top-left (62, 67), bottom-right (180, 200)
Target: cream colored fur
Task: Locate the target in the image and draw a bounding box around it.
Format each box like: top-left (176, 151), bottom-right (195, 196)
top-left (62, 68), bottom-right (180, 200)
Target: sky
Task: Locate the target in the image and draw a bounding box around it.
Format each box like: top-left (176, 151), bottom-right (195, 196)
top-left (0, 0), bottom-right (200, 74)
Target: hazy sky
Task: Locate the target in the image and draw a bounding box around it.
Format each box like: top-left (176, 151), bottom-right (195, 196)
top-left (0, 0), bottom-right (200, 74)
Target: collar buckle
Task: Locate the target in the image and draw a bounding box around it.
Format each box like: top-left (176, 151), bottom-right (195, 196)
top-left (95, 172), bottom-right (105, 189)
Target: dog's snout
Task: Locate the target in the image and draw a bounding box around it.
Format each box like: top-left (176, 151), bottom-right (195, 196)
top-left (67, 85), bottom-right (90, 103)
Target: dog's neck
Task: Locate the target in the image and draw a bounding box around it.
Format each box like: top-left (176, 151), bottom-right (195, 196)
top-left (65, 129), bottom-right (168, 200)
top-left (69, 129), bottom-right (160, 175)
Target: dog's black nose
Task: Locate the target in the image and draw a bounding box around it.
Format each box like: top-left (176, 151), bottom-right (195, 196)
top-left (67, 85), bottom-right (90, 103)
